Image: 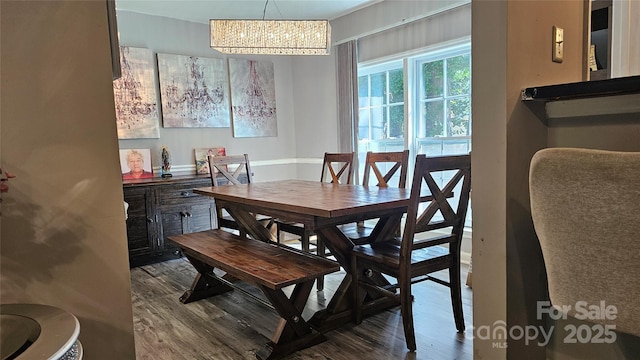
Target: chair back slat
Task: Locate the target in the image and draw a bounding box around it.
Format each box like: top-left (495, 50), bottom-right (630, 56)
top-left (362, 150), bottom-right (410, 188)
top-left (416, 168), bottom-right (466, 230)
top-left (321, 152), bottom-right (355, 184)
top-left (208, 154), bottom-right (253, 186)
top-left (402, 154), bottom-right (472, 266)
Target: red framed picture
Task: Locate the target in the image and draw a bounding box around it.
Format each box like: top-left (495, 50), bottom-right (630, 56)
top-left (120, 149), bottom-right (153, 180)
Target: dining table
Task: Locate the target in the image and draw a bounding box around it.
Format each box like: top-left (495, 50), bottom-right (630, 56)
top-left (192, 179), bottom-right (422, 332)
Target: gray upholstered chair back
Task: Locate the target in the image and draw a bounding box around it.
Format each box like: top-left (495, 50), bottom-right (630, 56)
top-left (529, 147), bottom-right (640, 337)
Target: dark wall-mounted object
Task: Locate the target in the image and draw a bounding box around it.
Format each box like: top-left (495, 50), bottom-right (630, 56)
top-left (520, 75), bottom-right (640, 121)
top-left (107, 0), bottom-right (121, 80)
top-left (521, 75), bottom-right (640, 101)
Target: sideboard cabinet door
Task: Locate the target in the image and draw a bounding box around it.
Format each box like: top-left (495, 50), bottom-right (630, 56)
top-left (123, 186), bottom-right (159, 264)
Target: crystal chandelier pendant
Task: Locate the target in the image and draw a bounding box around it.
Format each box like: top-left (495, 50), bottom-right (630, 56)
top-left (210, 19), bottom-right (331, 55)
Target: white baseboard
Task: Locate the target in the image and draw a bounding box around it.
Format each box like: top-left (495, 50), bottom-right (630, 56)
top-left (461, 250), bottom-right (471, 266)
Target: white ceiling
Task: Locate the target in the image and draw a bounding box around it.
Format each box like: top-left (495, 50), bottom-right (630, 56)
top-left (115, 0), bottom-right (381, 24)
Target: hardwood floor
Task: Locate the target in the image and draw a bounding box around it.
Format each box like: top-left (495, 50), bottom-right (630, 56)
top-left (131, 255), bottom-right (473, 359)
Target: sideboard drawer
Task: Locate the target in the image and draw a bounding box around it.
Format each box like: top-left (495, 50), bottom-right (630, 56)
top-left (158, 182), bottom-right (212, 207)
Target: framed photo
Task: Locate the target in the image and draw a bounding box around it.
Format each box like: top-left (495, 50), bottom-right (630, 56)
top-left (120, 149), bottom-right (153, 180)
top-left (194, 147), bottom-right (226, 174)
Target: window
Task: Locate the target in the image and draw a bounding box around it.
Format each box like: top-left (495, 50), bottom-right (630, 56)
top-left (357, 42), bottom-right (471, 171)
top-left (357, 41), bottom-right (471, 225)
top-left (357, 61), bottom-right (404, 142)
top-left (357, 61), bottom-right (405, 185)
top-left (415, 46), bottom-right (471, 158)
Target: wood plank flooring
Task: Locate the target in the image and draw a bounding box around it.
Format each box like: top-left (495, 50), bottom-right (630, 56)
top-left (131, 255), bottom-right (473, 360)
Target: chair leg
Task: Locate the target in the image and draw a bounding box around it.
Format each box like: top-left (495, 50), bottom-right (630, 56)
top-left (449, 262), bottom-right (465, 332)
top-left (276, 224), bottom-right (282, 244)
top-left (264, 218), bottom-right (275, 230)
top-left (301, 230), bottom-right (310, 252)
top-left (315, 233), bottom-right (324, 291)
top-left (316, 277), bottom-right (324, 292)
top-left (351, 256), bottom-right (363, 325)
top-left (316, 236), bottom-right (326, 257)
top-left (399, 276), bottom-right (416, 351)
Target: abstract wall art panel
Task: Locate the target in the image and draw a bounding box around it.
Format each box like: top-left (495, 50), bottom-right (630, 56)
top-left (113, 47), bottom-right (160, 139)
top-left (229, 58), bottom-right (277, 138)
top-left (157, 53), bottom-right (231, 128)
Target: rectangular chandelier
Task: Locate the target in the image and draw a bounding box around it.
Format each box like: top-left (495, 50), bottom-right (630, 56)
top-left (210, 20), bottom-right (331, 55)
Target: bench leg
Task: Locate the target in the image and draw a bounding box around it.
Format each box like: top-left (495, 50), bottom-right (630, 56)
top-left (255, 281), bottom-right (326, 360)
top-left (179, 255), bottom-right (233, 304)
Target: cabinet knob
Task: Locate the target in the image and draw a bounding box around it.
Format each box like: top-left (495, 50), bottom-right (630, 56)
top-left (147, 217), bottom-right (154, 223)
top-left (186, 212), bottom-right (192, 217)
top-left (181, 191), bottom-right (190, 197)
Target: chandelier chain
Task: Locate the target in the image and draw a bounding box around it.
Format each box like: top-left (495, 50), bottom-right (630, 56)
top-left (262, 0), bottom-right (269, 20)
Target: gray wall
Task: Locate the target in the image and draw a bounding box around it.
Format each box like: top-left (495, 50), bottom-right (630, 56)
top-left (473, 0), bottom-right (640, 359)
top-left (472, 1), bottom-right (585, 358)
top-left (1, 1), bottom-right (135, 358)
top-left (116, 11), bottom-right (339, 182)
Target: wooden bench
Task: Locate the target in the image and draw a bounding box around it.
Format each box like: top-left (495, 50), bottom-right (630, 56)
top-left (168, 229), bottom-right (340, 360)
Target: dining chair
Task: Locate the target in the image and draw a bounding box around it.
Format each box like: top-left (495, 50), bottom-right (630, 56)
top-left (276, 151), bottom-right (355, 291)
top-left (351, 153), bottom-right (471, 351)
top-left (339, 150), bottom-right (410, 243)
top-left (529, 147), bottom-right (640, 338)
top-left (208, 154), bottom-right (274, 238)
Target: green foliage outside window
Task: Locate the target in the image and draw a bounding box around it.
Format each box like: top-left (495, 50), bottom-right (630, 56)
top-left (423, 100), bottom-right (444, 137)
top-left (422, 54), bottom-right (471, 137)
top-left (447, 54), bottom-right (470, 96)
top-left (422, 60), bottom-right (444, 99)
top-left (448, 98), bottom-right (471, 135)
top-left (388, 69), bottom-right (404, 138)
top-left (446, 54), bottom-right (471, 136)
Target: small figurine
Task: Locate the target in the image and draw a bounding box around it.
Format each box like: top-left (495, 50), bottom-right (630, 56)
top-left (161, 146), bottom-right (172, 178)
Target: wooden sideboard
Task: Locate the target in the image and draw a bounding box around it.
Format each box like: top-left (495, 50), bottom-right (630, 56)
top-left (123, 174), bottom-right (219, 267)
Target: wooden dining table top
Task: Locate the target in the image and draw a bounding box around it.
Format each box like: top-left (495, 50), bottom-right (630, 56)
top-left (193, 179), bottom-right (413, 219)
